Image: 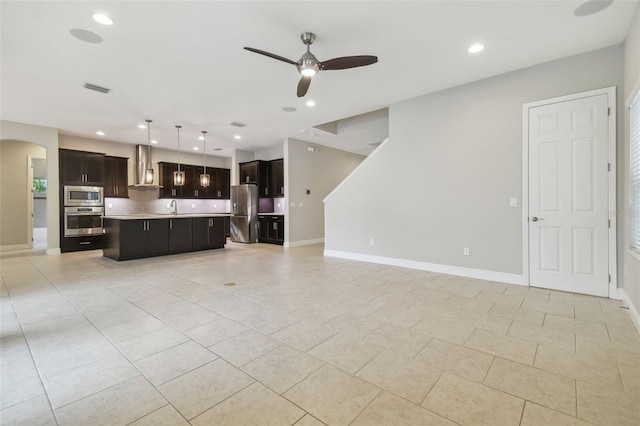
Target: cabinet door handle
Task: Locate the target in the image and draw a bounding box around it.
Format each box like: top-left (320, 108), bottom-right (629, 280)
top-left (79, 241), bottom-right (91, 245)
top-left (273, 222), bottom-right (277, 230)
top-left (218, 190), bottom-right (221, 197)
top-left (281, 186), bottom-right (284, 194)
top-left (170, 219), bottom-right (173, 230)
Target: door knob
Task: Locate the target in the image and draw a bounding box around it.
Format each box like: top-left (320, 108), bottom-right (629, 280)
top-left (531, 217), bottom-right (544, 222)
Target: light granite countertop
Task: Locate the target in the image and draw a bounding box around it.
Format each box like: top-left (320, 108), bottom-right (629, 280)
top-left (104, 213), bottom-right (230, 220)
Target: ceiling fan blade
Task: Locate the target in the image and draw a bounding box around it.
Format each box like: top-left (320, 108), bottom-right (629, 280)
top-left (297, 76), bottom-right (312, 98)
top-left (243, 47), bottom-right (297, 65)
top-left (320, 55), bottom-right (378, 70)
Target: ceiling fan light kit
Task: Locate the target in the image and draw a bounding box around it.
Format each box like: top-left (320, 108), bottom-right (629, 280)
top-left (244, 32), bottom-right (378, 97)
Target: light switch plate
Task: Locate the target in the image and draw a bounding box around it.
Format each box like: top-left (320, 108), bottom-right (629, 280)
top-left (510, 198), bottom-right (518, 207)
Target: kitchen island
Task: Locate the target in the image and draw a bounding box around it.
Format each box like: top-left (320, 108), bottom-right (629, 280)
top-left (103, 214), bottom-right (229, 261)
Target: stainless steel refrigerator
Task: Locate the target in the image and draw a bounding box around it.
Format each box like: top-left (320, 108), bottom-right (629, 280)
top-left (230, 184), bottom-right (258, 243)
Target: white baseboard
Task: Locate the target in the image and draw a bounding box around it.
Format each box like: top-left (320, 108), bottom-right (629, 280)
top-left (46, 248), bottom-right (61, 255)
top-left (284, 238), bottom-right (325, 248)
top-left (615, 288), bottom-right (640, 333)
top-left (0, 244), bottom-right (29, 252)
top-left (324, 250), bottom-right (525, 286)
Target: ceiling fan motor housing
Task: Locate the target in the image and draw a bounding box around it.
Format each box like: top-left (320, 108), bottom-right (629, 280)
top-left (297, 51), bottom-right (319, 76)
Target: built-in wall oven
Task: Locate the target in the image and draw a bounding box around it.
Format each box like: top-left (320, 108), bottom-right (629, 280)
top-left (64, 206), bottom-right (104, 237)
top-left (63, 186), bottom-right (104, 237)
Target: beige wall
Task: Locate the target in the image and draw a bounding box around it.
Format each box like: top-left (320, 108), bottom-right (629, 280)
top-left (325, 45), bottom-right (624, 280)
top-left (0, 120), bottom-right (59, 252)
top-left (286, 137), bottom-right (363, 245)
top-left (623, 4), bottom-right (640, 313)
top-left (0, 140), bottom-right (46, 247)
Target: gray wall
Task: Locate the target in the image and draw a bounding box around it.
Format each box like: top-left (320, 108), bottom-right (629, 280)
top-left (623, 5), bottom-right (640, 313)
top-left (286, 138), bottom-right (363, 244)
top-left (325, 45), bottom-right (624, 278)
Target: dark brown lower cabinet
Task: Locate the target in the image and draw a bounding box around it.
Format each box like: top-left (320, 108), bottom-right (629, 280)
top-left (192, 217), bottom-right (226, 250)
top-left (169, 218), bottom-right (192, 253)
top-left (258, 215), bottom-right (284, 245)
top-left (60, 235), bottom-right (103, 253)
top-left (103, 216), bottom-right (225, 260)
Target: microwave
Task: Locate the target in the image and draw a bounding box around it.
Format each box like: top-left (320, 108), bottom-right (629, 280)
top-left (64, 185), bottom-right (104, 207)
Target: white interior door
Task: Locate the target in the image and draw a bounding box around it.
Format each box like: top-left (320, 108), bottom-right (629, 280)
top-left (528, 94), bottom-right (609, 297)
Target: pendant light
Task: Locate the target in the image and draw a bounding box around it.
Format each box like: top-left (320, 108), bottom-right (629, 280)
top-left (144, 119), bottom-right (154, 184)
top-left (173, 125), bottom-right (185, 186)
top-left (200, 130), bottom-right (210, 187)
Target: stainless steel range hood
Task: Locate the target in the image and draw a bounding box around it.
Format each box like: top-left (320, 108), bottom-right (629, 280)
top-left (132, 144), bottom-right (161, 187)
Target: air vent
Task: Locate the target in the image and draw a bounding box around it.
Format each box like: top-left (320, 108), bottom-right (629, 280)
top-left (83, 82), bottom-right (111, 94)
top-left (212, 148), bottom-right (223, 151)
top-left (229, 121), bottom-right (247, 128)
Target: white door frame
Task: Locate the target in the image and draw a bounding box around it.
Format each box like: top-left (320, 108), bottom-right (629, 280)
top-left (522, 86), bottom-right (617, 298)
top-left (27, 155), bottom-right (46, 249)
top-left (27, 155), bottom-right (35, 249)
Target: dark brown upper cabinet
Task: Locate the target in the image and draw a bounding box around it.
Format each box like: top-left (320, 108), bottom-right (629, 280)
top-left (60, 149), bottom-right (104, 186)
top-left (104, 156), bottom-right (128, 198)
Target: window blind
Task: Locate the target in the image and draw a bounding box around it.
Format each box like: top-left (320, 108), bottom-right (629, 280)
top-left (630, 89), bottom-right (640, 253)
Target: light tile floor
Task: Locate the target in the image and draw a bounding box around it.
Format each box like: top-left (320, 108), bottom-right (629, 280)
top-left (1, 243), bottom-right (639, 425)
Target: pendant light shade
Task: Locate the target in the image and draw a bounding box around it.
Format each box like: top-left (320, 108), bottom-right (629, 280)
top-left (200, 130), bottom-right (210, 187)
top-left (173, 125), bottom-right (185, 186)
top-left (144, 119), bottom-right (154, 184)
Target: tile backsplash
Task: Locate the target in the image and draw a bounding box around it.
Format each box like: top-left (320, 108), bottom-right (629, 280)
top-left (105, 187), bottom-right (230, 216)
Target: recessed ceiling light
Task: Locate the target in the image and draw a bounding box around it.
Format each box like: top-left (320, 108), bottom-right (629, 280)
top-left (96, 131), bottom-right (105, 136)
top-left (574, 0), bottom-right (613, 17)
top-left (306, 100), bottom-right (316, 107)
top-left (193, 147), bottom-right (199, 151)
top-left (92, 13), bottom-right (114, 25)
top-left (282, 106), bottom-right (297, 112)
top-left (198, 135), bottom-right (205, 140)
top-left (310, 132), bottom-right (316, 137)
top-left (468, 43), bottom-right (485, 54)
top-left (301, 129), bottom-right (308, 133)
top-left (234, 135), bottom-right (242, 140)
top-left (138, 124), bottom-right (147, 129)
top-left (151, 140), bottom-right (158, 144)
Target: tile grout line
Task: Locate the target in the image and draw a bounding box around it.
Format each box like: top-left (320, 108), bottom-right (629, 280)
top-left (347, 389), bottom-right (383, 426)
top-left (4, 269), bottom-right (64, 426)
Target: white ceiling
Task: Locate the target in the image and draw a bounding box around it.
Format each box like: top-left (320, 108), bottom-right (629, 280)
top-left (1, 1), bottom-right (637, 157)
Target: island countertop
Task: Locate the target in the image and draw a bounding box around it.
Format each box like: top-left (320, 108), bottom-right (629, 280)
top-left (104, 213), bottom-right (230, 220)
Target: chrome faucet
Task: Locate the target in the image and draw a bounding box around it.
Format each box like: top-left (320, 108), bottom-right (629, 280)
top-left (170, 199), bottom-right (178, 216)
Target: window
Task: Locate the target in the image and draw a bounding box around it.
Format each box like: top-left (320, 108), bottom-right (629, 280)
top-left (630, 89), bottom-right (640, 253)
top-left (33, 178), bottom-right (47, 194)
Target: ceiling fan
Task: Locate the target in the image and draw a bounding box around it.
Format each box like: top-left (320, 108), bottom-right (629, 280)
top-left (244, 32), bottom-right (378, 98)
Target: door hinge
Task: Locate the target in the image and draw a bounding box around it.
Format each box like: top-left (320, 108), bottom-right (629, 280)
top-left (608, 219), bottom-right (611, 228)
top-left (608, 107), bottom-right (610, 116)
top-left (608, 163), bottom-right (611, 171)
top-left (608, 274), bottom-right (611, 283)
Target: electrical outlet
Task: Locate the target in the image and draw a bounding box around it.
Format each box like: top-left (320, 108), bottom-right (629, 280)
top-left (464, 247), bottom-right (470, 256)
top-left (107, 203), bottom-right (112, 209)
top-left (191, 203), bottom-right (195, 209)
top-left (299, 202), bottom-right (304, 208)
top-left (510, 198), bottom-right (518, 207)
top-left (290, 202), bottom-right (296, 207)
top-left (370, 238), bottom-right (375, 246)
